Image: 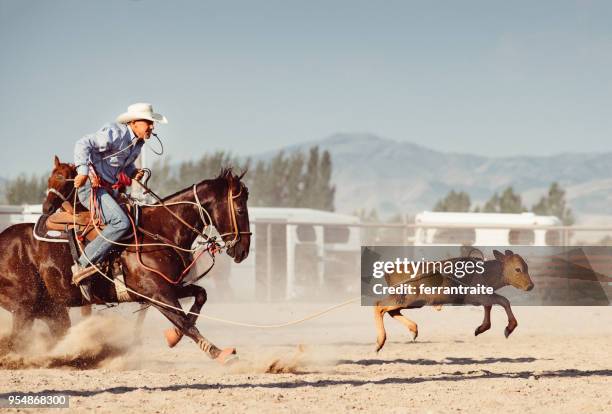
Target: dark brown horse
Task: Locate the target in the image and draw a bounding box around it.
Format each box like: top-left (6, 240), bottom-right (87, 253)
top-left (0, 163), bottom-right (251, 363)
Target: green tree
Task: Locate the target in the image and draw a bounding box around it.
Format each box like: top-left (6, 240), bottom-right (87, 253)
top-left (248, 159), bottom-right (269, 206)
top-left (318, 150), bottom-right (335, 211)
top-left (302, 147), bottom-right (320, 208)
top-left (149, 151), bottom-right (244, 197)
top-left (499, 187), bottom-right (526, 213)
top-left (267, 151), bottom-right (291, 206)
top-left (482, 193), bottom-right (500, 213)
top-left (148, 157), bottom-right (179, 196)
top-left (285, 152), bottom-right (305, 208)
top-left (146, 146), bottom-right (334, 210)
top-left (532, 182), bottom-right (574, 225)
top-left (433, 190), bottom-right (471, 212)
top-left (4, 174), bottom-right (47, 204)
top-left (481, 187), bottom-right (525, 213)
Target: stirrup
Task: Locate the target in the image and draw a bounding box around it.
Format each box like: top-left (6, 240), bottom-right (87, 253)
top-left (71, 264), bottom-right (99, 285)
top-left (79, 282), bottom-right (92, 303)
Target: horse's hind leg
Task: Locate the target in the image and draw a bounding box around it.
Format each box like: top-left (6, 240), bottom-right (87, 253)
top-left (40, 306), bottom-right (70, 342)
top-left (3, 309), bottom-right (35, 353)
top-left (33, 291), bottom-right (71, 344)
top-left (388, 308), bottom-right (418, 341)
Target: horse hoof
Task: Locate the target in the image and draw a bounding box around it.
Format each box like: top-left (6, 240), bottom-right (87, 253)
top-left (80, 305), bottom-right (92, 317)
top-left (164, 327), bottom-right (183, 348)
top-left (215, 347), bottom-right (238, 365)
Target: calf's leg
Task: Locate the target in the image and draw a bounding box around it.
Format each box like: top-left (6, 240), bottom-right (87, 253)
top-left (388, 308), bottom-right (418, 341)
top-left (475, 305), bottom-right (492, 336)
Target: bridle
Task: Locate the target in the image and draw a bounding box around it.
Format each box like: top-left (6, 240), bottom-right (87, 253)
top-left (192, 181), bottom-right (251, 249)
top-left (45, 178), bottom-right (75, 204)
top-left (219, 184), bottom-right (251, 249)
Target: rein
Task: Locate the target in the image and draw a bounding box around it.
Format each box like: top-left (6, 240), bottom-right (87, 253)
top-left (132, 179), bottom-right (212, 242)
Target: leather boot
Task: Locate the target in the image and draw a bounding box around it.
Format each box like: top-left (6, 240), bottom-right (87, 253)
top-left (71, 264), bottom-right (98, 302)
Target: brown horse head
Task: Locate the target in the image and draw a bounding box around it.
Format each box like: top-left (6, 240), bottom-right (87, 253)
top-left (213, 168), bottom-right (251, 263)
top-left (493, 249), bottom-right (534, 291)
top-left (43, 155), bottom-right (77, 214)
top-left (206, 169), bottom-right (250, 263)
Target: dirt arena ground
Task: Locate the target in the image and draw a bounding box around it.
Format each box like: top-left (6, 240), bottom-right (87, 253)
top-left (0, 303), bottom-right (610, 413)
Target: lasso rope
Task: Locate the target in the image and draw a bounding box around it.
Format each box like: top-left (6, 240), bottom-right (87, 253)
top-left (72, 177), bottom-right (360, 328)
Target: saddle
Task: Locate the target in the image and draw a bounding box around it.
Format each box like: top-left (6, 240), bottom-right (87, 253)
top-left (33, 199), bottom-right (138, 303)
top-left (43, 201), bottom-right (98, 241)
top-left (45, 200), bottom-right (137, 242)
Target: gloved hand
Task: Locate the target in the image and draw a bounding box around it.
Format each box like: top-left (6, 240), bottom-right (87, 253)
top-left (133, 169), bottom-right (145, 181)
top-left (74, 174), bottom-right (88, 188)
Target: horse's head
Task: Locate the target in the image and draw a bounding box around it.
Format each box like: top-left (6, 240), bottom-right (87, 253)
top-left (206, 169), bottom-right (251, 263)
top-left (493, 249), bottom-right (534, 291)
top-left (42, 155), bottom-right (77, 214)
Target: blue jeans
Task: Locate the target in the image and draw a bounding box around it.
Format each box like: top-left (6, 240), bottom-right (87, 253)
top-left (76, 182), bottom-right (131, 267)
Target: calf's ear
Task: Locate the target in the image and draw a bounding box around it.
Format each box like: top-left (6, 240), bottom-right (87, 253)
top-left (493, 250), bottom-right (505, 262)
top-left (504, 249), bottom-right (514, 256)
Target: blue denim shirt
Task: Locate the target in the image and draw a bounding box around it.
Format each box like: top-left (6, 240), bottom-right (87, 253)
top-left (74, 123), bottom-right (144, 184)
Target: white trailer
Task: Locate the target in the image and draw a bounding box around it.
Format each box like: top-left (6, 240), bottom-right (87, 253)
top-left (414, 211), bottom-right (562, 246)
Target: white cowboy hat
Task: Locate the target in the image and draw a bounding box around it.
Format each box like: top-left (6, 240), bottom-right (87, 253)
top-left (116, 103), bottom-right (168, 124)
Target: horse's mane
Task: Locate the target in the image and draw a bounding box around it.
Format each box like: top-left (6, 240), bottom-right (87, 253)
top-left (161, 167), bottom-right (246, 201)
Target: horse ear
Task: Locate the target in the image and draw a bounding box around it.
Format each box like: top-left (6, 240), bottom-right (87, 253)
top-left (504, 249), bottom-right (514, 256)
top-left (54, 155), bottom-right (60, 168)
top-left (493, 250), bottom-right (505, 262)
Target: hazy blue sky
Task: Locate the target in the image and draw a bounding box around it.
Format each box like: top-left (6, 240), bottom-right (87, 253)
top-left (1, 0), bottom-right (611, 177)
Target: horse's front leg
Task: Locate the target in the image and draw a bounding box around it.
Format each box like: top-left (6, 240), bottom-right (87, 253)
top-left (164, 285), bottom-right (207, 348)
top-left (122, 250), bottom-right (236, 364)
top-left (151, 291), bottom-right (237, 364)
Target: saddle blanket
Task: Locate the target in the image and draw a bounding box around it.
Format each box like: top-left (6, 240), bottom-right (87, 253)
top-left (33, 214), bottom-right (70, 243)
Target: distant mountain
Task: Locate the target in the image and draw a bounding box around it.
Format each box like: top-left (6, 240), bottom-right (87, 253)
top-left (253, 133), bottom-right (612, 219)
